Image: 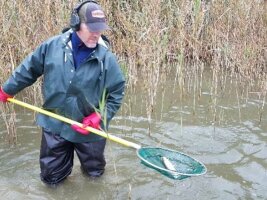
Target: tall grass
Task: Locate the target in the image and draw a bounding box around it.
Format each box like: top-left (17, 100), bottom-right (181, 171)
top-left (106, 0), bottom-right (266, 128)
top-left (1, 0), bottom-right (265, 82)
top-left (0, 0), bottom-right (266, 142)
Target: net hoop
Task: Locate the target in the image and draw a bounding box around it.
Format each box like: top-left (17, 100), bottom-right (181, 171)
top-left (137, 147), bottom-right (207, 178)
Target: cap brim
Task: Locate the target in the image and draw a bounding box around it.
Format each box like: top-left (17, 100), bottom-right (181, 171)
top-left (87, 23), bottom-right (110, 32)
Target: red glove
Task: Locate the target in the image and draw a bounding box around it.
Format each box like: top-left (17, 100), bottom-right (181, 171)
top-left (0, 87), bottom-right (13, 102)
top-left (71, 112), bottom-right (101, 135)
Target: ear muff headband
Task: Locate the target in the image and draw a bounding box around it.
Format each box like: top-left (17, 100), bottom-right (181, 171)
top-left (70, 0), bottom-right (98, 31)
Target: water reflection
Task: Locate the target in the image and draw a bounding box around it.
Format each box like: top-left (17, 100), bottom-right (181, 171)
top-left (0, 70), bottom-right (266, 199)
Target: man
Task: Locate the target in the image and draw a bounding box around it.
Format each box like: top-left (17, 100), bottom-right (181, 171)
top-left (0, 1), bottom-right (125, 186)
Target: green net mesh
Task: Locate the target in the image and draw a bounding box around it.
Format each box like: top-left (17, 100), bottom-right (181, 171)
top-left (137, 147), bottom-right (207, 180)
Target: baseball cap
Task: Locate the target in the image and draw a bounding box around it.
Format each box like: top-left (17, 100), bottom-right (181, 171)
top-left (79, 2), bottom-right (110, 32)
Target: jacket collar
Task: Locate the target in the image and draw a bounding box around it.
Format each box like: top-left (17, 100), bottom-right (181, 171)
top-left (61, 29), bottom-right (108, 61)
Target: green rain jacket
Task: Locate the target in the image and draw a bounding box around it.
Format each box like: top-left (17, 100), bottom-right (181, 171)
top-left (3, 29), bottom-right (125, 143)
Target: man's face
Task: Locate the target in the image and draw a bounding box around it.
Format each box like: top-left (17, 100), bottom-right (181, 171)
top-left (76, 23), bottom-right (102, 48)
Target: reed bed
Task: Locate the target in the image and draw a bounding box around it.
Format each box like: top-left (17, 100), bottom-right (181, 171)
top-left (0, 0), bottom-right (266, 142)
top-left (0, 104), bottom-right (17, 144)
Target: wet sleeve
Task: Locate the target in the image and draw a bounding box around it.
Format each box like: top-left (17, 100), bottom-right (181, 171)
top-left (103, 54), bottom-right (125, 128)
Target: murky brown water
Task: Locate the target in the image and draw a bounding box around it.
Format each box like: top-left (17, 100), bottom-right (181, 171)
top-left (0, 70), bottom-right (266, 200)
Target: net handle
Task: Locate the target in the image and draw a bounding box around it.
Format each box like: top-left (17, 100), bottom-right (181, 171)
top-left (7, 98), bottom-right (141, 149)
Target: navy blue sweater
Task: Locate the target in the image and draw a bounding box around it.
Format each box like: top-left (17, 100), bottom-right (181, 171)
top-left (71, 32), bottom-right (95, 68)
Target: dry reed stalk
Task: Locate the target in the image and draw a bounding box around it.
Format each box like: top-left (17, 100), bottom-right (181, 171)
top-left (128, 183), bottom-right (132, 200)
top-left (258, 84), bottom-right (266, 123)
top-left (0, 104), bottom-right (17, 145)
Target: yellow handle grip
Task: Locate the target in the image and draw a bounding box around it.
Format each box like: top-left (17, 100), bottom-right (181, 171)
top-left (7, 98), bottom-right (141, 149)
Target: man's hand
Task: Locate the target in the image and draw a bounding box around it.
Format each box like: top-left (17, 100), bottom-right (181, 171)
top-left (71, 112), bottom-right (101, 135)
top-left (82, 112), bottom-right (101, 129)
top-left (0, 87), bottom-right (13, 102)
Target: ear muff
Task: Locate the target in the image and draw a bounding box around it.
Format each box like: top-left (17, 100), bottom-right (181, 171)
top-left (70, 0), bottom-right (98, 31)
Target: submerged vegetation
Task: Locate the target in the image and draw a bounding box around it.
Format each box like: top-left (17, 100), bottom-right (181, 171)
top-left (0, 0), bottom-right (266, 142)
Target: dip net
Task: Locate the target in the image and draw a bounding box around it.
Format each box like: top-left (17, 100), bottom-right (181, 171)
top-left (137, 147), bottom-right (207, 179)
